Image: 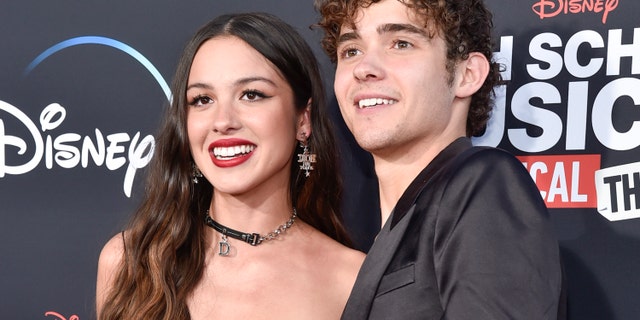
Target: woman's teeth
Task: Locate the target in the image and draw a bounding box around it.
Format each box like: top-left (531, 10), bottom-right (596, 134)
top-left (213, 145), bottom-right (255, 158)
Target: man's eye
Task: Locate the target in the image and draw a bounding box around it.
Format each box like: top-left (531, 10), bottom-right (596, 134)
top-left (394, 40), bottom-right (413, 49)
top-left (346, 48), bottom-right (359, 57)
top-left (340, 47), bottom-right (361, 59)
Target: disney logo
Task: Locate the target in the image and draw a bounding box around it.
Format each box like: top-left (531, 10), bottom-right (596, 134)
top-left (44, 311), bottom-right (79, 320)
top-left (0, 100), bottom-right (154, 197)
top-left (532, 0), bottom-right (619, 24)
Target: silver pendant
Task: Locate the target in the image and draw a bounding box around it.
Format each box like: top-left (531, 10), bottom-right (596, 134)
top-left (218, 234), bottom-right (231, 256)
top-left (297, 143), bottom-right (316, 177)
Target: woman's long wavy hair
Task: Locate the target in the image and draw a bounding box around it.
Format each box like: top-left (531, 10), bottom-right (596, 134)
top-left (99, 12), bottom-right (350, 320)
top-left (315, 0), bottom-right (504, 137)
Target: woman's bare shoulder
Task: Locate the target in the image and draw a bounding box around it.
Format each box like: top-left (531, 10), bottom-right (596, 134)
top-left (295, 225), bottom-right (365, 314)
top-left (331, 240), bottom-right (366, 267)
top-left (96, 231), bottom-right (127, 314)
top-left (302, 224), bottom-right (365, 270)
top-left (98, 232), bottom-right (126, 269)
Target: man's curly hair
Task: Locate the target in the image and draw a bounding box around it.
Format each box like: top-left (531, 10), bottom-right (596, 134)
top-left (314, 0), bottom-right (503, 137)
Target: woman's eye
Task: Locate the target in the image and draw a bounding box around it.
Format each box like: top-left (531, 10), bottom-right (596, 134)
top-left (241, 90), bottom-right (267, 101)
top-left (189, 95), bottom-right (213, 106)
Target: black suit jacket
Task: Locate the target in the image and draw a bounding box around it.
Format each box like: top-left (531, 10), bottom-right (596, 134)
top-left (342, 138), bottom-right (565, 320)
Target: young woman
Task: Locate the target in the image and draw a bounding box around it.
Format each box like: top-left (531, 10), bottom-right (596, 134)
top-left (96, 12), bottom-right (364, 319)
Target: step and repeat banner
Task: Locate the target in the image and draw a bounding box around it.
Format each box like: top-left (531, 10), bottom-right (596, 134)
top-left (0, 0), bottom-right (637, 319)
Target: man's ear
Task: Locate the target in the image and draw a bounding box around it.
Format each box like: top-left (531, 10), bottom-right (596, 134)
top-left (455, 52), bottom-right (490, 98)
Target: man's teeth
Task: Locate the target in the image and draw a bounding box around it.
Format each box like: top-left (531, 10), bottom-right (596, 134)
top-left (213, 145), bottom-right (255, 158)
top-left (358, 98), bottom-right (396, 109)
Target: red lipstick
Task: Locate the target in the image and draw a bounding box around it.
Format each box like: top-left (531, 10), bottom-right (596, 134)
top-left (208, 138), bottom-right (256, 168)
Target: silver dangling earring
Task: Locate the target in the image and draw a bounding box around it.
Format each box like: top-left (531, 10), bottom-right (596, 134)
top-left (297, 132), bottom-right (316, 177)
top-left (192, 163), bottom-right (203, 184)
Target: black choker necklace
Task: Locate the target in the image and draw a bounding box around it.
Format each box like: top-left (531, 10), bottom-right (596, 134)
top-left (204, 209), bottom-right (297, 256)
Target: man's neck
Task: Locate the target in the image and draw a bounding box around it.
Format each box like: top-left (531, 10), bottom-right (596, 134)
top-left (373, 152), bottom-right (437, 228)
top-left (372, 135), bottom-right (462, 228)
top-left (376, 170), bottom-right (410, 228)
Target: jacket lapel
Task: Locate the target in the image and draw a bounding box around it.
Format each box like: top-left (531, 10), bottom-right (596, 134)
top-left (341, 204), bottom-right (417, 319)
top-left (390, 137), bottom-right (472, 228)
top-left (341, 137), bottom-right (473, 319)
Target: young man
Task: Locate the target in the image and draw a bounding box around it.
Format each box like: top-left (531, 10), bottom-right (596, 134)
top-left (315, 0), bottom-right (565, 319)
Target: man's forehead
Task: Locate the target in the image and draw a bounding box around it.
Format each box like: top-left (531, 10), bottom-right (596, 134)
top-left (338, 3), bottom-right (428, 35)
